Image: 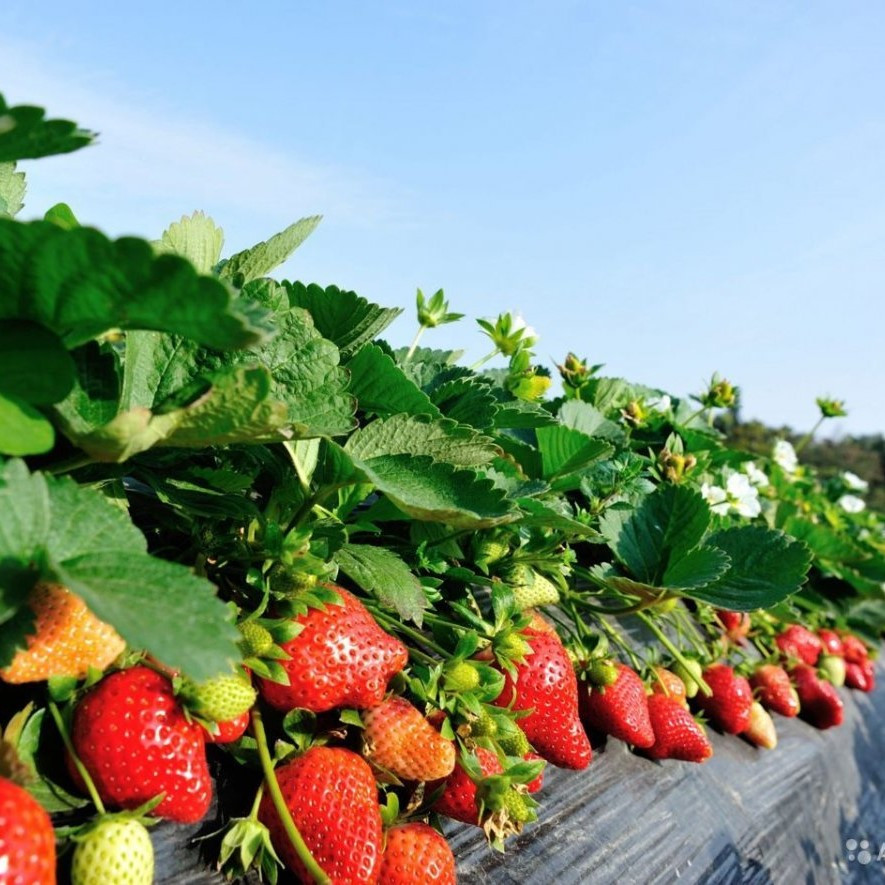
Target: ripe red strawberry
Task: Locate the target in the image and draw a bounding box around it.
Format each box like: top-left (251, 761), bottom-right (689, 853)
top-left (432, 746), bottom-right (503, 826)
top-left (362, 697), bottom-right (456, 781)
top-left (258, 747), bottom-right (382, 884)
top-left (581, 663), bottom-right (654, 748)
top-left (749, 664), bottom-right (800, 717)
top-left (71, 666), bottom-right (212, 823)
top-left (845, 659), bottom-right (875, 693)
top-left (649, 667), bottom-right (689, 709)
top-left (202, 709), bottom-right (251, 744)
top-left (742, 701), bottom-right (777, 750)
top-left (716, 609), bottom-right (750, 643)
top-left (378, 823), bottom-right (456, 885)
top-left (0, 582), bottom-right (125, 684)
top-left (841, 634), bottom-right (869, 664)
top-left (775, 624), bottom-right (822, 666)
top-left (791, 664), bottom-right (844, 729)
top-left (694, 664), bottom-right (753, 734)
top-left (258, 588), bottom-right (408, 713)
top-left (643, 694), bottom-right (713, 762)
top-left (817, 629), bottom-right (844, 657)
top-left (524, 752), bottom-right (545, 794)
top-left (491, 628), bottom-right (591, 769)
top-left (0, 776), bottom-right (56, 884)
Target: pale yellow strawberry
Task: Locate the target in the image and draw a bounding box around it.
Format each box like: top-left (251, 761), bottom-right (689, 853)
top-left (743, 701), bottom-right (778, 750)
top-left (1, 583), bottom-right (125, 684)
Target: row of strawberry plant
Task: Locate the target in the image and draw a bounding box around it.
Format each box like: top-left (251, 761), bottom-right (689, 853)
top-left (0, 93), bottom-right (882, 885)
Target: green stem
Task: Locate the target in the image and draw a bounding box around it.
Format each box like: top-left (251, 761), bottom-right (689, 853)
top-left (469, 348), bottom-right (499, 372)
top-left (367, 607), bottom-right (450, 657)
top-left (680, 406), bottom-right (708, 428)
top-left (48, 701), bottom-right (106, 815)
top-left (249, 784), bottom-right (264, 820)
top-left (636, 613), bottom-right (711, 695)
top-left (47, 454), bottom-right (95, 476)
top-left (422, 610), bottom-right (495, 641)
top-left (251, 708), bottom-right (330, 885)
top-left (596, 616), bottom-right (643, 672)
top-left (405, 325), bottom-right (427, 361)
top-left (795, 417), bottom-right (824, 454)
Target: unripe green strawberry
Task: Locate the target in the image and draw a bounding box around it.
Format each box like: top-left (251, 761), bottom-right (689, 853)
top-left (500, 789), bottom-right (535, 824)
top-left (180, 674), bottom-right (257, 723)
top-left (469, 708), bottom-right (499, 738)
top-left (672, 659), bottom-right (704, 699)
top-left (474, 537), bottom-right (510, 570)
top-left (497, 725), bottom-right (531, 756)
top-left (586, 659), bottom-right (619, 687)
top-left (71, 817), bottom-right (154, 885)
top-left (819, 654), bottom-right (846, 687)
top-left (511, 570), bottom-right (560, 611)
top-left (238, 622), bottom-right (274, 657)
top-left (443, 661), bottom-right (481, 693)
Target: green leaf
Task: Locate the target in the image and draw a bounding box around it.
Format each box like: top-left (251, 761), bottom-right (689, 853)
top-left (346, 414), bottom-right (499, 467)
top-left (685, 526), bottom-right (813, 610)
top-left (599, 485), bottom-right (710, 585)
top-left (219, 216), bottom-right (321, 284)
top-left (783, 517), bottom-right (869, 566)
top-left (661, 546), bottom-right (731, 590)
top-left (558, 399), bottom-right (626, 443)
top-left (56, 552), bottom-right (238, 681)
top-left (346, 344), bottom-right (440, 418)
top-left (0, 220), bottom-right (270, 349)
top-left (286, 282), bottom-right (402, 359)
top-left (0, 162), bottom-right (25, 217)
top-left (154, 211), bottom-right (224, 273)
top-left (0, 321), bottom-right (75, 404)
top-left (0, 393), bottom-right (55, 455)
top-left (0, 95), bottom-right (95, 161)
top-left (335, 543), bottom-right (428, 625)
top-left (0, 460), bottom-right (51, 560)
top-left (425, 369), bottom-right (500, 430)
top-left (43, 203), bottom-right (79, 230)
top-left (535, 425), bottom-right (611, 479)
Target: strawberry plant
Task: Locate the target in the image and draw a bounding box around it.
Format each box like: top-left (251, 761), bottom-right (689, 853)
top-left (0, 91), bottom-right (883, 883)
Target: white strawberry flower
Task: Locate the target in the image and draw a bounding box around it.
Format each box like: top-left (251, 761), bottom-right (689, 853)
top-left (842, 471), bottom-right (869, 493)
top-left (838, 494), bottom-right (866, 514)
top-left (772, 440), bottom-right (798, 474)
top-left (725, 471), bottom-right (762, 518)
top-left (701, 482), bottom-right (729, 515)
top-left (510, 313), bottom-right (538, 349)
top-left (647, 394), bottom-right (672, 414)
top-left (743, 461), bottom-right (770, 488)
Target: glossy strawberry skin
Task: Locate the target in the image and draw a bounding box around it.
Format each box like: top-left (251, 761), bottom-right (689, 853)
top-left (431, 746), bottom-right (503, 826)
top-left (775, 624), bottom-right (822, 666)
top-left (362, 696), bottom-right (456, 782)
top-left (650, 667), bottom-right (689, 709)
top-left (750, 664), bottom-right (800, 717)
top-left (841, 634), bottom-right (870, 664)
top-left (71, 666), bottom-right (212, 823)
top-left (492, 629), bottom-right (591, 770)
top-left (716, 610), bottom-right (750, 643)
top-left (644, 694), bottom-right (713, 762)
top-left (378, 823), bottom-right (456, 885)
top-left (258, 588), bottom-right (408, 713)
top-left (581, 663), bottom-right (655, 748)
top-left (202, 709), bottom-right (251, 744)
top-left (694, 664), bottom-right (753, 734)
top-left (0, 776), bottom-right (56, 884)
top-left (817, 629), bottom-right (844, 657)
top-left (791, 664), bottom-right (844, 729)
top-left (258, 747), bottom-right (382, 884)
top-left (845, 659), bottom-right (875, 693)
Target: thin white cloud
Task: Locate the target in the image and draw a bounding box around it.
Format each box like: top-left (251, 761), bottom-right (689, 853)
top-left (0, 37), bottom-right (406, 237)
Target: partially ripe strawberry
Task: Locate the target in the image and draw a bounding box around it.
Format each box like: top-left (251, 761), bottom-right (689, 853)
top-left (791, 664), bottom-right (844, 729)
top-left (71, 666), bottom-right (212, 823)
top-left (0, 775), bottom-right (56, 884)
top-left (202, 709), bottom-right (251, 744)
top-left (258, 588), bottom-right (408, 713)
top-left (258, 747), bottom-right (382, 884)
top-left (650, 667), bottom-right (689, 709)
top-left (742, 702), bottom-right (777, 750)
top-left (362, 697), bottom-right (456, 782)
top-left (432, 746), bottom-right (503, 826)
top-left (750, 664), bottom-right (800, 717)
top-left (378, 823), bottom-right (455, 885)
top-left (0, 582), bottom-right (125, 684)
top-left (491, 628), bottom-right (591, 769)
top-left (71, 817), bottom-right (154, 885)
top-left (694, 664), bottom-right (753, 734)
top-left (817, 629), bottom-right (844, 657)
top-left (644, 694), bottom-right (713, 763)
top-left (716, 609), bottom-right (750, 643)
top-left (775, 624), bottom-right (822, 666)
top-left (672, 659), bottom-right (704, 699)
top-left (581, 663), bottom-right (654, 748)
top-left (841, 634), bottom-right (870, 664)
top-left (845, 659), bottom-right (875, 693)
top-left (819, 655), bottom-right (846, 687)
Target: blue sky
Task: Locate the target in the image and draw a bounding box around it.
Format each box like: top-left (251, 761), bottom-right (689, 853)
top-left (2, 1), bottom-right (883, 435)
